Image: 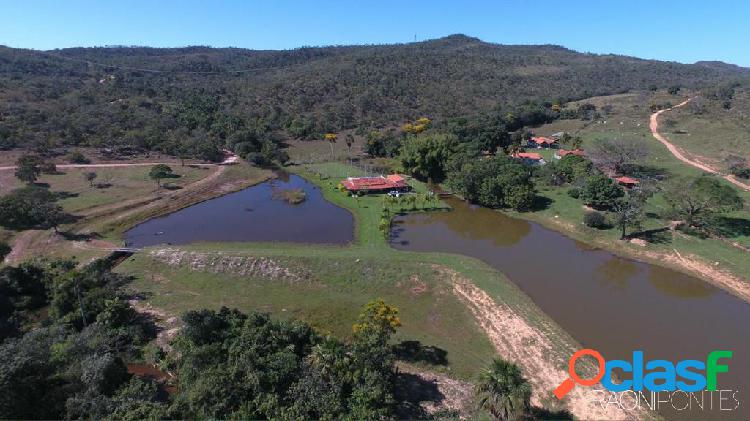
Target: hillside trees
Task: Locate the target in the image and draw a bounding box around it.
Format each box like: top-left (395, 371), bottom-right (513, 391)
top-left (2, 37), bottom-right (745, 157)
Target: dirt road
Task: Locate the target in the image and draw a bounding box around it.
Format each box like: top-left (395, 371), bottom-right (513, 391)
top-left (0, 152), bottom-right (238, 171)
top-left (650, 100), bottom-right (750, 191)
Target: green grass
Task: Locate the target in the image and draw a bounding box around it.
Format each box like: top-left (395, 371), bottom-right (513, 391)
top-left (115, 161), bottom-right (586, 382)
top-left (524, 90), bottom-right (750, 285)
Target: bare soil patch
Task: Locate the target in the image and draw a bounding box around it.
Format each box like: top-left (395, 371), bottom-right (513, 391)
top-left (440, 266), bottom-right (644, 420)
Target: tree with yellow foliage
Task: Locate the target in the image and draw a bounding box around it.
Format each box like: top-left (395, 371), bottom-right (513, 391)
top-left (353, 299), bottom-right (402, 337)
top-left (324, 133), bottom-right (337, 159)
top-left (416, 116), bottom-right (431, 126)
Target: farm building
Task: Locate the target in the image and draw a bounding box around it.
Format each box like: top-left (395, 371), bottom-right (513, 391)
top-left (554, 149), bottom-right (586, 159)
top-left (341, 174), bottom-right (411, 194)
top-left (512, 152), bottom-right (546, 165)
top-left (528, 136), bottom-right (558, 148)
top-left (615, 176), bottom-right (639, 188)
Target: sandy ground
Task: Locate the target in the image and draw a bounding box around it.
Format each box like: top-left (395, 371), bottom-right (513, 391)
top-left (650, 100), bottom-right (750, 191)
top-left (396, 362), bottom-right (475, 418)
top-left (442, 266), bottom-right (645, 420)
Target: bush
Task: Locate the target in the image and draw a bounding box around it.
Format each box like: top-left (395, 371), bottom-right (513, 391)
top-left (39, 162), bottom-right (58, 174)
top-left (583, 211), bottom-right (608, 229)
top-left (580, 175), bottom-right (624, 210)
top-left (567, 188), bottom-right (580, 199)
top-left (66, 151), bottom-right (90, 164)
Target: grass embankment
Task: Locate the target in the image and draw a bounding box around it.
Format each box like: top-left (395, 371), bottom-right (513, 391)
top-left (528, 91), bottom-right (750, 297)
top-left (117, 162), bottom-right (583, 384)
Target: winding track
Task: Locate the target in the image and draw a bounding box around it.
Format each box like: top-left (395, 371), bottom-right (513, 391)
top-left (649, 99), bottom-right (750, 191)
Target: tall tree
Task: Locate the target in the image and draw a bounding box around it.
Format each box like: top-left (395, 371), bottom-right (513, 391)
top-left (148, 164), bottom-right (174, 189)
top-left (611, 192), bottom-right (646, 239)
top-left (663, 176), bottom-right (743, 228)
top-left (14, 155), bottom-right (42, 184)
top-left (83, 172), bottom-right (97, 187)
top-left (588, 137), bottom-right (649, 175)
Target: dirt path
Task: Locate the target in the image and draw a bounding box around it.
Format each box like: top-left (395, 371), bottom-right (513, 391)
top-left (0, 152), bottom-right (238, 172)
top-left (442, 267), bottom-right (645, 420)
top-left (650, 100), bottom-right (750, 191)
top-left (3, 230), bottom-right (41, 265)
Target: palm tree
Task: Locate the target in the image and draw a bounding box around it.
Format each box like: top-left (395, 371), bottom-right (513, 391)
top-left (475, 358), bottom-right (532, 420)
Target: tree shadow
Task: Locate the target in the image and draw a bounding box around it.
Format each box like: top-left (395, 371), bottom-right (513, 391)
top-left (628, 226), bottom-right (672, 244)
top-left (58, 231), bottom-right (101, 241)
top-left (709, 216), bottom-right (750, 238)
top-left (528, 406), bottom-right (574, 420)
top-left (393, 340), bottom-right (449, 366)
top-left (393, 371), bottom-right (445, 419)
top-left (525, 195), bottom-right (553, 212)
top-left (54, 191), bottom-right (79, 200)
top-left (623, 164), bottom-right (670, 179)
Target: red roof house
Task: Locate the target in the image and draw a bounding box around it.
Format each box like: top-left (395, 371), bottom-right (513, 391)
top-left (615, 176), bottom-right (639, 188)
top-left (512, 152), bottom-right (546, 165)
top-left (554, 149), bottom-right (586, 159)
top-left (529, 136), bottom-right (558, 148)
top-left (341, 174), bottom-right (410, 193)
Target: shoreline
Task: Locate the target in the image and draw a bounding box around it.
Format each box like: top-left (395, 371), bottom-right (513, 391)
top-left (504, 207), bottom-right (750, 304)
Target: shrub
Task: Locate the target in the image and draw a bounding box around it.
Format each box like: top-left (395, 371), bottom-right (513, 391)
top-left (66, 151), bottom-right (90, 164)
top-left (583, 211), bottom-right (608, 229)
top-left (580, 175), bottom-right (624, 210)
top-left (567, 188), bottom-right (580, 199)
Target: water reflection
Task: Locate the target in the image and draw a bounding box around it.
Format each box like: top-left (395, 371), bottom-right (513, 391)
top-left (594, 256), bottom-right (639, 291)
top-left (647, 265), bottom-right (715, 298)
top-left (392, 197), bottom-right (750, 420)
top-left (125, 174), bottom-right (354, 247)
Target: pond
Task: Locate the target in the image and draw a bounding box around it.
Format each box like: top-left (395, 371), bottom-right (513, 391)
top-left (124, 173), bottom-right (354, 247)
top-left (392, 196), bottom-right (749, 420)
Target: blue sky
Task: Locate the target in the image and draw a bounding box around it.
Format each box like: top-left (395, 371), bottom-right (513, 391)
top-left (2, 0), bottom-right (749, 66)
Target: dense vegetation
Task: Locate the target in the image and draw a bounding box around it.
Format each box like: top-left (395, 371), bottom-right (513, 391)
top-left (0, 257), bottom-right (427, 420)
top-left (2, 34), bottom-right (748, 161)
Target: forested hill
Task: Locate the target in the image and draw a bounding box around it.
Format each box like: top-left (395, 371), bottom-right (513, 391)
top-left (1, 34), bottom-right (748, 155)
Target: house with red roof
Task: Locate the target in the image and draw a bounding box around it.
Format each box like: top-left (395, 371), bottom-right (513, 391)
top-left (554, 149), bottom-right (586, 159)
top-left (528, 136), bottom-right (558, 149)
top-left (614, 176), bottom-right (639, 188)
top-left (341, 174), bottom-right (411, 194)
top-left (512, 152), bottom-right (546, 166)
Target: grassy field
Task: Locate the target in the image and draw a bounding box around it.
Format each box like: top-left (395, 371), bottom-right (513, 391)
top-left (115, 161), bottom-right (585, 387)
top-left (1, 162), bottom-right (272, 265)
top-left (526, 90), bottom-right (750, 293)
top-left (666, 88), bottom-right (750, 169)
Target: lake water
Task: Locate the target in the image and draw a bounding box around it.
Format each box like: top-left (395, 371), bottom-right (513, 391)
top-left (124, 174), bottom-right (354, 247)
top-left (391, 196), bottom-right (749, 420)
top-left (124, 173), bottom-right (748, 419)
